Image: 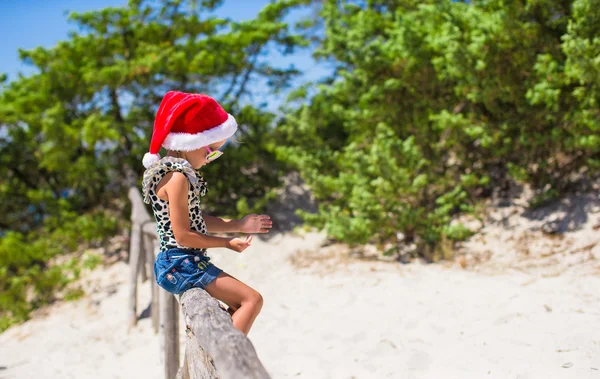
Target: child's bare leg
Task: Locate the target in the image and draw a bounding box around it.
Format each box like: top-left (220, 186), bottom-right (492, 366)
top-left (226, 305), bottom-right (237, 317)
top-left (204, 272), bottom-right (263, 335)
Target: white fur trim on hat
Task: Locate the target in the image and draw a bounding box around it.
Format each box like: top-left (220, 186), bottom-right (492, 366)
top-left (142, 153), bottom-right (161, 169)
top-left (162, 113), bottom-right (237, 151)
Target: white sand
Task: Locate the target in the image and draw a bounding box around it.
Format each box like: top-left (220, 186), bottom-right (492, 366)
top-left (1, 228), bottom-right (599, 379)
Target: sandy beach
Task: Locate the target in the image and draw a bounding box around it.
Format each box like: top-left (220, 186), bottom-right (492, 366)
top-left (1, 225), bottom-right (599, 379)
top-left (3, 1), bottom-right (600, 378)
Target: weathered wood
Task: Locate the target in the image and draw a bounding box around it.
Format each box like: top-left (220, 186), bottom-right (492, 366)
top-left (151, 273), bottom-right (160, 334)
top-left (179, 288), bottom-right (271, 379)
top-left (161, 288), bottom-right (180, 379)
top-left (143, 221), bottom-right (159, 235)
top-left (150, 238), bottom-right (161, 334)
top-left (128, 223), bottom-right (142, 330)
top-left (129, 187), bottom-right (153, 224)
top-left (138, 235), bottom-right (148, 283)
top-left (180, 325), bottom-right (219, 379)
top-left (141, 227), bottom-right (157, 283)
top-left (128, 187), bottom-right (154, 329)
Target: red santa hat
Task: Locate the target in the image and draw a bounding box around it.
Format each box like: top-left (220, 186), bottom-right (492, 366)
top-left (142, 91), bottom-right (238, 168)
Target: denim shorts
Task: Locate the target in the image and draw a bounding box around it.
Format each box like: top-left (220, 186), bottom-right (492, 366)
top-left (154, 248), bottom-right (222, 295)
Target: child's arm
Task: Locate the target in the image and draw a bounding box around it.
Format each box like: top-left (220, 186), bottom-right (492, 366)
top-left (166, 173), bottom-right (250, 252)
top-left (203, 215), bottom-right (242, 233)
top-left (203, 214), bottom-right (273, 234)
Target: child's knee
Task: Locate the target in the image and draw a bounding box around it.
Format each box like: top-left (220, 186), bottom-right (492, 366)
top-left (254, 292), bottom-right (263, 309)
top-left (244, 290), bottom-right (263, 310)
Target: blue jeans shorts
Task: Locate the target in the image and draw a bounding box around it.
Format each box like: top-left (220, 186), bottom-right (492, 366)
top-left (154, 248), bottom-right (223, 295)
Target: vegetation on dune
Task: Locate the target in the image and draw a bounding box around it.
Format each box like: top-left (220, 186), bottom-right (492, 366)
top-left (1, 0), bottom-right (599, 330)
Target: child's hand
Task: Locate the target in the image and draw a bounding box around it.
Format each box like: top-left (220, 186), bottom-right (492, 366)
top-left (240, 214), bottom-right (273, 234)
top-left (227, 235), bottom-right (253, 253)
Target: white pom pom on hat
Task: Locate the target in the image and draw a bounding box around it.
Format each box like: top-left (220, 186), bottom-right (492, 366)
top-left (142, 153), bottom-right (161, 168)
top-left (142, 91), bottom-right (238, 169)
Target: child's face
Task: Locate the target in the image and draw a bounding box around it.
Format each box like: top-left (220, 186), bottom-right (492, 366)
top-left (186, 139), bottom-right (228, 169)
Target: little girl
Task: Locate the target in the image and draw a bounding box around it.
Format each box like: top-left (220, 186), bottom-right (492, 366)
top-left (141, 91), bottom-right (272, 335)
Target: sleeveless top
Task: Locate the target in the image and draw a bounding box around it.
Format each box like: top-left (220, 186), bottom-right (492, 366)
top-left (141, 156), bottom-right (209, 253)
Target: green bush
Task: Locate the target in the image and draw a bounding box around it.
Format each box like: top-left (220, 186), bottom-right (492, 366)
top-left (0, 0), bottom-right (309, 330)
top-left (0, 210), bottom-right (118, 332)
top-left (276, 0), bottom-right (600, 259)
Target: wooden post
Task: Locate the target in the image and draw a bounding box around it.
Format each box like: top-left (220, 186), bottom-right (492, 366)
top-left (143, 231), bottom-right (154, 282)
top-left (128, 222), bottom-right (142, 330)
top-left (179, 288), bottom-right (271, 379)
top-left (150, 238), bottom-right (161, 334)
top-left (138, 236), bottom-right (148, 283)
top-left (128, 187), bottom-right (154, 329)
top-left (160, 287), bottom-right (180, 379)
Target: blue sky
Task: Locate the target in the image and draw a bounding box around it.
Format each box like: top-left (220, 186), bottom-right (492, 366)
top-left (0, 0), bottom-right (330, 107)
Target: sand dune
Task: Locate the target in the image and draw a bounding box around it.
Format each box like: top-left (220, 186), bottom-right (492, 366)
top-left (1, 228), bottom-right (599, 379)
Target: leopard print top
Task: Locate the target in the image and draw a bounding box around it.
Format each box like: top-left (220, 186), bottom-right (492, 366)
top-left (141, 156), bottom-right (208, 253)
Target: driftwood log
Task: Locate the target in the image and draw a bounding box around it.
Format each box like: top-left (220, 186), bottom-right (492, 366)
top-left (128, 186), bottom-right (271, 379)
top-left (176, 304), bottom-right (218, 379)
top-left (178, 289), bottom-right (271, 379)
